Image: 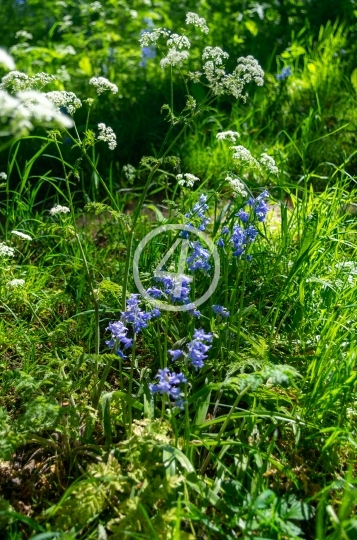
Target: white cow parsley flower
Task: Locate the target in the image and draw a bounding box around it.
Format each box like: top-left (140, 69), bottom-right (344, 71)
top-left (139, 28), bottom-right (170, 47)
top-left (202, 47), bottom-right (229, 66)
top-left (97, 123), bottom-right (117, 150)
top-left (45, 91), bottom-right (82, 115)
top-left (0, 172), bottom-right (7, 180)
top-left (6, 278), bottom-right (25, 288)
top-left (0, 71), bottom-right (56, 92)
top-left (166, 34), bottom-right (191, 50)
top-left (123, 164), bottom-right (136, 182)
top-left (216, 131), bottom-right (240, 143)
top-left (49, 204), bottom-right (70, 216)
top-left (160, 48), bottom-right (189, 69)
top-left (260, 153), bottom-right (278, 175)
top-left (185, 12), bottom-right (209, 34)
top-left (0, 243), bottom-right (15, 257)
top-left (226, 176), bottom-right (247, 198)
top-left (11, 230), bottom-right (32, 241)
top-left (0, 49), bottom-right (15, 70)
top-left (176, 173), bottom-right (199, 187)
top-left (89, 77), bottom-right (118, 95)
top-left (15, 30), bottom-right (33, 40)
top-left (231, 145), bottom-right (260, 168)
top-left (236, 56), bottom-right (264, 86)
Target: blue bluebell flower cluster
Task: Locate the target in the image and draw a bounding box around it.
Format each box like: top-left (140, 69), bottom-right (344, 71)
top-left (121, 293), bottom-right (160, 333)
top-left (105, 320), bottom-right (132, 359)
top-left (187, 240), bottom-right (211, 272)
top-left (276, 66), bottom-right (292, 81)
top-left (212, 304), bottom-right (230, 318)
top-left (183, 194), bottom-right (210, 235)
top-left (149, 368), bottom-right (186, 408)
top-left (188, 329), bottom-right (213, 370)
top-left (217, 191), bottom-right (269, 257)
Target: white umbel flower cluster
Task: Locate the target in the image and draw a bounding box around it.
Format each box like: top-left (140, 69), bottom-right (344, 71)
top-left (216, 131), bottom-right (240, 143)
top-left (89, 77), bottom-right (118, 95)
top-left (226, 176), bottom-right (248, 198)
top-left (0, 49), bottom-right (15, 70)
top-left (166, 34), bottom-right (191, 49)
top-left (231, 145), bottom-right (260, 168)
top-left (176, 173), bottom-right (199, 187)
top-left (6, 278), bottom-right (25, 288)
top-left (49, 204), bottom-right (70, 216)
top-left (202, 47), bottom-right (229, 66)
top-left (0, 89), bottom-right (73, 137)
top-left (45, 91), bottom-right (82, 115)
top-left (0, 243), bottom-right (15, 257)
top-left (0, 172), bottom-right (7, 180)
top-left (0, 71), bottom-right (56, 92)
top-left (15, 30), bottom-right (33, 40)
top-left (97, 123), bottom-right (117, 150)
top-left (139, 28), bottom-right (170, 47)
top-left (11, 230), bottom-right (32, 241)
top-left (260, 153), bottom-right (279, 175)
top-left (160, 48), bottom-right (189, 69)
top-left (185, 12), bottom-right (209, 34)
top-left (123, 164), bottom-right (136, 182)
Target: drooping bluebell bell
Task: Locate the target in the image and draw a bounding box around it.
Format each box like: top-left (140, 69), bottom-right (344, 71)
top-left (276, 66), bottom-right (292, 80)
top-left (188, 307), bottom-right (201, 318)
top-left (247, 190), bottom-right (269, 222)
top-left (155, 274), bottom-right (191, 304)
top-left (217, 237), bottom-right (225, 247)
top-left (212, 304), bottom-right (230, 318)
top-left (185, 194), bottom-right (211, 231)
top-left (231, 224), bottom-right (246, 257)
top-left (147, 286), bottom-right (163, 298)
top-left (245, 224), bottom-right (259, 242)
top-left (149, 368), bottom-right (187, 408)
top-left (169, 349), bottom-right (184, 361)
top-left (221, 226), bottom-right (230, 235)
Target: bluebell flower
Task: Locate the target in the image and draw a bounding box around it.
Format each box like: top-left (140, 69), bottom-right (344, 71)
top-left (184, 194), bottom-right (211, 231)
top-left (147, 287), bottom-right (162, 298)
top-left (221, 226), bottom-right (230, 235)
top-left (217, 238), bottom-right (225, 247)
top-left (149, 368), bottom-right (186, 408)
top-left (187, 329), bottom-right (213, 370)
top-left (276, 66), bottom-right (292, 80)
top-left (245, 224), bottom-right (258, 242)
top-left (187, 241), bottom-right (211, 272)
top-left (188, 307), bottom-right (201, 318)
top-left (151, 308), bottom-right (161, 318)
top-left (193, 329), bottom-right (213, 342)
top-left (105, 320), bottom-right (132, 357)
top-left (246, 191), bottom-right (269, 222)
top-left (231, 224), bottom-right (246, 257)
top-left (212, 304), bottom-right (230, 318)
top-left (121, 294), bottom-right (153, 333)
top-left (236, 209), bottom-right (250, 223)
top-left (169, 349), bottom-right (184, 361)
top-left (155, 275), bottom-right (191, 303)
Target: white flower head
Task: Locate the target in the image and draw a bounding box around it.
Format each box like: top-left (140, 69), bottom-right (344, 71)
top-left (15, 30), bottom-right (33, 41)
top-left (0, 49), bottom-right (15, 71)
top-left (97, 123), bottom-right (117, 150)
top-left (139, 28), bottom-right (170, 47)
top-left (176, 173), bottom-right (199, 187)
top-left (185, 12), bottom-right (209, 34)
top-left (166, 34), bottom-right (191, 50)
top-left (45, 91), bottom-right (82, 115)
top-left (6, 278), bottom-right (25, 288)
top-left (226, 176), bottom-right (247, 198)
top-left (0, 243), bottom-right (15, 257)
top-left (0, 172), bottom-right (7, 180)
top-left (216, 131), bottom-right (240, 143)
top-left (123, 164), bottom-right (136, 182)
top-left (231, 145), bottom-right (260, 168)
top-left (89, 77), bottom-right (118, 95)
top-left (11, 230), bottom-right (32, 241)
top-left (235, 56), bottom-right (264, 87)
top-left (260, 153), bottom-right (278, 175)
top-left (49, 204), bottom-right (70, 216)
top-left (160, 48), bottom-right (189, 69)
top-left (202, 47), bottom-right (229, 66)
top-left (0, 71), bottom-right (56, 92)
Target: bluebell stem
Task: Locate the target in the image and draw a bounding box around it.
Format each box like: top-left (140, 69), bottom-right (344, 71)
top-left (149, 368), bottom-right (186, 408)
